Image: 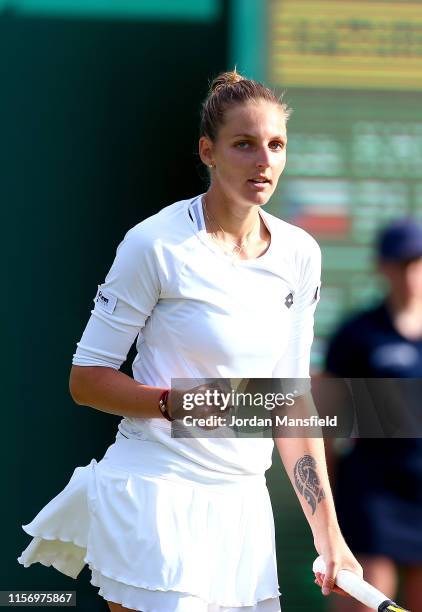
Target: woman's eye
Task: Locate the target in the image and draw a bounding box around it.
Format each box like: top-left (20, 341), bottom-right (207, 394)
top-left (234, 141), bottom-right (285, 150)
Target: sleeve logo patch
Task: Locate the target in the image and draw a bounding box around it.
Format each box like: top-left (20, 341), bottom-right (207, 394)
top-left (94, 286), bottom-right (117, 314)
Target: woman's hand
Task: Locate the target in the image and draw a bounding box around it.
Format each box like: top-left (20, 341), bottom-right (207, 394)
top-left (168, 380), bottom-right (233, 429)
top-left (313, 527), bottom-right (363, 597)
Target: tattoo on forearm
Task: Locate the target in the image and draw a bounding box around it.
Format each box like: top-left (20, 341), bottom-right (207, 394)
top-left (293, 454), bottom-right (326, 515)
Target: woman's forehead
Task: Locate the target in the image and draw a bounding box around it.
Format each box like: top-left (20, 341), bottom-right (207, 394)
top-left (221, 101), bottom-right (287, 137)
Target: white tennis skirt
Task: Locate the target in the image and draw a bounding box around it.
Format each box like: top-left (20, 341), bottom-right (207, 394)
top-left (18, 435), bottom-right (281, 611)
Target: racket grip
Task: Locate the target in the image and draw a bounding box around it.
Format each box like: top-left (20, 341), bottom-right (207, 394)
top-left (313, 556), bottom-right (388, 609)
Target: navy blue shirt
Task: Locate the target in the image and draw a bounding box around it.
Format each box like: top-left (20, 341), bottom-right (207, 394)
top-left (326, 301), bottom-right (422, 501)
top-left (326, 302), bottom-right (422, 378)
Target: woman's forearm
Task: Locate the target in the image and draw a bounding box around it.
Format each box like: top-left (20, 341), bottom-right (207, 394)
top-left (69, 365), bottom-right (167, 419)
top-left (274, 436), bottom-right (339, 537)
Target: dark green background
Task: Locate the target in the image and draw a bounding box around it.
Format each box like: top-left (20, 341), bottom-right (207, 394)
top-left (3, 3), bottom-right (326, 611)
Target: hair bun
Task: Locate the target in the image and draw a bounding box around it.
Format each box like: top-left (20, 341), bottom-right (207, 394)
top-left (210, 69), bottom-right (244, 94)
top-left (200, 70), bottom-right (291, 142)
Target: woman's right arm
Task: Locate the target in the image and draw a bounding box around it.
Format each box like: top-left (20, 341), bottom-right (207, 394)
top-left (69, 225), bottom-right (169, 420)
top-left (69, 365), bottom-right (167, 418)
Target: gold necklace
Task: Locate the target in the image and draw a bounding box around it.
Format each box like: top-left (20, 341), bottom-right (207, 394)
top-left (202, 197), bottom-right (259, 258)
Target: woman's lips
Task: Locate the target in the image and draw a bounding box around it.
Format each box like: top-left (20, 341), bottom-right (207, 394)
top-left (248, 179), bottom-right (270, 190)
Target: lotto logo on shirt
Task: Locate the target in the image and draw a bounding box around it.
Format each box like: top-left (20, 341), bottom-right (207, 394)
top-left (284, 292), bottom-right (294, 308)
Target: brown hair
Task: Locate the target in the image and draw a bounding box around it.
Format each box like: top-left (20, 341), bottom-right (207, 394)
top-left (200, 68), bottom-right (291, 142)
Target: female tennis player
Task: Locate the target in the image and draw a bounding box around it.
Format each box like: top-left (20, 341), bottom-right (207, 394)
top-left (18, 70), bottom-right (361, 611)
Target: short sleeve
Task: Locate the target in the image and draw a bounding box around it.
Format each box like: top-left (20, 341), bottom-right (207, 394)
top-left (72, 227), bottom-right (161, 369)
top-left (272, 237), bottom-right (321, 379)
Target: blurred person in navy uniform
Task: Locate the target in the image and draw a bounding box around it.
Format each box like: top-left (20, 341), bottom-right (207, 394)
top-left (325, 220), bottom-right (422, 612)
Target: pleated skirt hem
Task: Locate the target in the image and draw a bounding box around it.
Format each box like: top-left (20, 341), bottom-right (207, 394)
top-left (90, 569), bottom-right (281, 612)
top-left (17, 438), bottom-right (281, 611)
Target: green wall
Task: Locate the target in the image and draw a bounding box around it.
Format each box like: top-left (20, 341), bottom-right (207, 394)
top-left (2, 6), bottom-right (228, 610)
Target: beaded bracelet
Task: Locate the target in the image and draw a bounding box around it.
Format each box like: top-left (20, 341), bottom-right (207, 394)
top-left (158, 389), bottom-right (174, 422)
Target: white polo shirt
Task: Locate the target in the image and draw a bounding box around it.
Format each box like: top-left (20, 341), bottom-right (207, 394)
top-left (73, 194), bottom-right (321, 474)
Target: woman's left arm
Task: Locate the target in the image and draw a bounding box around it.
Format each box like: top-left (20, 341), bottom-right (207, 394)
top-left (274, 435), bottom-right (362, 597)
top-left (272, 230), bottom-right (361, 595)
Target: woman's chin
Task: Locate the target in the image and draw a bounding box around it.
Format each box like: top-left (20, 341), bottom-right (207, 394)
top-left (246, 190), bottom-right (272, 206)
top-left (224, 185), bottom-right (273, 207)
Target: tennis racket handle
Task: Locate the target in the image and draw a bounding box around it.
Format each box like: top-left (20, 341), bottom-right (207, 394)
top-left (313, 556), bottom-right (388, 609)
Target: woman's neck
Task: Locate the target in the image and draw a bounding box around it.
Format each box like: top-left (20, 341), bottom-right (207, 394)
top-left (203, 188), bottom-right (260, 242)
top-left (387, 294), bottom-right (422, 340)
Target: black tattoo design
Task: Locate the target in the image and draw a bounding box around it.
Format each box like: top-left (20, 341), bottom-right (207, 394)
top-left (293, 454), bottom-right (326, 515)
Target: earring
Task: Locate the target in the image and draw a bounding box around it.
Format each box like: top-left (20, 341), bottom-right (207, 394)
top-left (209, 163), bottom-right (215, 168)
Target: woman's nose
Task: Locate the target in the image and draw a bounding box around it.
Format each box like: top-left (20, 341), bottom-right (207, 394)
top-left (255, 147), bottom-right (271, 168)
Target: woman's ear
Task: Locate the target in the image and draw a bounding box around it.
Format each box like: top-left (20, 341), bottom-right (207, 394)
top-left (198, 136), bottom-right (215, 168)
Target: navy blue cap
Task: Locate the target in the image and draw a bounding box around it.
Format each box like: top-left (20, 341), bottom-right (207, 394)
top-left (377, 220), bottom-right (422, 262)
